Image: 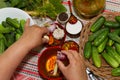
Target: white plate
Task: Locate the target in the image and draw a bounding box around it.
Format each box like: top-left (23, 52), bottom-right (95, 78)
top-left (0, 7), bottom-right (34, 25)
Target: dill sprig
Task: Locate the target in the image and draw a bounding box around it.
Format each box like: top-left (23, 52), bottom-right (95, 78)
top-left (5, 0), bottom-right (67, 19)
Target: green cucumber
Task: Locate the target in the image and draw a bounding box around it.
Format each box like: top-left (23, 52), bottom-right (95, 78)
top-left (15, 33), bottom-right (21, 41)
top-left (0, 38), bottom-right (6, 54)
top-left (112, 67), bottom-right (120, 76)
top-left (0, 24), bottom-right (15, 33)
top-left (2, 21), bottom-right (12, 28)
top-left (84, 41), bottom-right (92, 59)
top-left (20, 19), bottom-right (26, 32)
top-left (94, 29), bottom-right (109, 46)
top-left (90, 16), bottom-right (105, 32)
top-left (106, 46), bottom-right (120, 64)
top-left (92, 46), bottom-right (101, 68)
top-left (107, 39), bottom-right (114, 46)
top-left (88, 28), bottom-right (109, 41)
top-left (102, 52), bottom-right (119, 68)
top-left (4, 32), bottom-right (15, 47)
top-left (115, 42), bottom-right (120, 55)
top-left (6, 17), bottom-right (20, 28)
top-left (97, 37), bottom-right (108, 53)
top-left (108, 29), bottom-right (120, 44)
top-left (104, 21), bottom-right (120, 28)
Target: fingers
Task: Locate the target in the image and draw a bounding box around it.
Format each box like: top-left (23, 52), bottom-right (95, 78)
top-left (40, 27), bottom-right (49, 35)
top-left (42, 38), bottom-right (49, 43)
top-left (24, 18), bottom-right (30, 29)
top-left (61, 50), bottom-right (75, 63)
top-left (56, 60), bottom-right (65, 72)
top-left (68, 50), bottom-right (80, 60)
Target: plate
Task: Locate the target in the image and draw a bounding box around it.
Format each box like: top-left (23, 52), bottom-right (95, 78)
top-left (0, 7), bottom-right (34, 25)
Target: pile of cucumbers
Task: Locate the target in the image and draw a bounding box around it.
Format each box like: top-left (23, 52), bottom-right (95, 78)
top-left (84, 15), bottom-right (120, 76)
top-left (0, 17), bottom-right (26, 54)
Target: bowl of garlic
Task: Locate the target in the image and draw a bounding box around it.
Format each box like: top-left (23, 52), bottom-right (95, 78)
top-left (44, 23), bottom-right (66, 47)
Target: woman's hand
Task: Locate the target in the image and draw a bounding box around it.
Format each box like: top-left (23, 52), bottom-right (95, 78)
top-left (19, 19), bottom-right (49, 50)
top-left (57, 50), bottom-right (87, 80)
top-left (0, 19), bottom-right (49, 80)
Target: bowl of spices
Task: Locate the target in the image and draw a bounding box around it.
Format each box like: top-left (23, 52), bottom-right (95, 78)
top-left (57, 12), bottom-right (70, 24)
top-left (62, 40), bottom-right (79, 52)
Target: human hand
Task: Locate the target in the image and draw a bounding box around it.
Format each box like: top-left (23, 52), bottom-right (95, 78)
top-left (57, 50), bottom-right (87, 80)
top-left (19, 19), bottom-right (49, 49)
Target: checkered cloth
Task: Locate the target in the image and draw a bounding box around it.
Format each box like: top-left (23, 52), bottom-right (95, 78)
top-left (13, 0), bottom-right (120, 80)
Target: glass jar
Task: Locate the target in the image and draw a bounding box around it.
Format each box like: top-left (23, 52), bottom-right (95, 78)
top-left (73, 0), bottom-right (106, 19)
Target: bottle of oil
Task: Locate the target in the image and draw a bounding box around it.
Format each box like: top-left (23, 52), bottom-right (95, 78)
top-left (73, 0), bottom-right (106, 19)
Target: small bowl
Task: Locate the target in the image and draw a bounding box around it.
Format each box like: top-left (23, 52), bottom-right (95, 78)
top-left (46, 23), bottom-right (66, 47)
top-left (65, 20), bottom-right (83, 38)
top-left (38, 46), bottom-right (65, 80)
top-left (56, 12), bottom-right (70, 24)
top-left (62, 40), bottom-right (79, 52)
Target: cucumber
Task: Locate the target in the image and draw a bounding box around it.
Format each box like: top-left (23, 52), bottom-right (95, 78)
top-left (4, 32), bottom-right (15, 47)
top-left (0, 38), bottom-right (6, 54)
top-left (20, 19), bottom-right (26, 33)
top-left (6, 17), bottom-right (20, 28)
top-left (90, 16), bottom-right (105, 32)
top-left (104, 21), bottom-right (120, 28)
top-left (112, 67), bottom-right (120, 76)
top-left (97, 37), bottom-right (108, 53)
top-left (94, 29), bottom-right (109, 46)
top-left (2, 21), bottom-right (12, 28)
top-left (106, 46), bottom-right (120, 64)
top-left (15, 33), bottom-right (21, 41)
top-left (115, 42), bottom-right (120, 55)
top-left (88, 28), bottom-right (109, 41)
top-left (0, 24), bottom-right (15, 33)
top-left (92, 46), bottom-right (101, 68)
top-left (0, 33), bottom-right (7, 48)
top-left (84, 41), bottom-right (92, 59)
top-left (102, 52), bottom-right (119, 68)
top-left (107, 39), bottom-right (114, 46)
top-left (16, 29), bottom-right (22, 35)
top-left (108, 29), bottom-right (120, 44)
top-left (115, 16), bottom-right (120, 23)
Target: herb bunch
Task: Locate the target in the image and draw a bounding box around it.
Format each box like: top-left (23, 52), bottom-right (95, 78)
top-left (4, 0), bottom-right (67, 19)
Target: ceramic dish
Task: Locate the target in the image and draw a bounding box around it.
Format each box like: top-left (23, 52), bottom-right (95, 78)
top-left (38, 46), bottom-right (65, 80)
top-left (62, 40), bottom-right (79, 52)
top-left (65, 20), bottom-right (83, 38)
top-left (0, 7), bottom-right (34, 25)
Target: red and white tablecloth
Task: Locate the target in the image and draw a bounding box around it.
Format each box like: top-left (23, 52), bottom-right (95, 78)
top-left (13, 0), bottom-right (120, 80)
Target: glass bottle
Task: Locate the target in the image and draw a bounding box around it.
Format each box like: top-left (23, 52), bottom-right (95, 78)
top-left (73, 0), bottom-right (106, 19)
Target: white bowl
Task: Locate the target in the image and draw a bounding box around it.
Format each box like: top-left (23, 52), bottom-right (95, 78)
top-left (0, 7), bottom-right (34, 25)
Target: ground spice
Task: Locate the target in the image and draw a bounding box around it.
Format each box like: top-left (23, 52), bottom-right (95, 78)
top-left (58, 12), bottom-right (68, 21)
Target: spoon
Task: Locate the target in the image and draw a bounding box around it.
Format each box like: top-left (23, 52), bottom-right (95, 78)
top-left (68, 0), bottom-right (77, 24)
